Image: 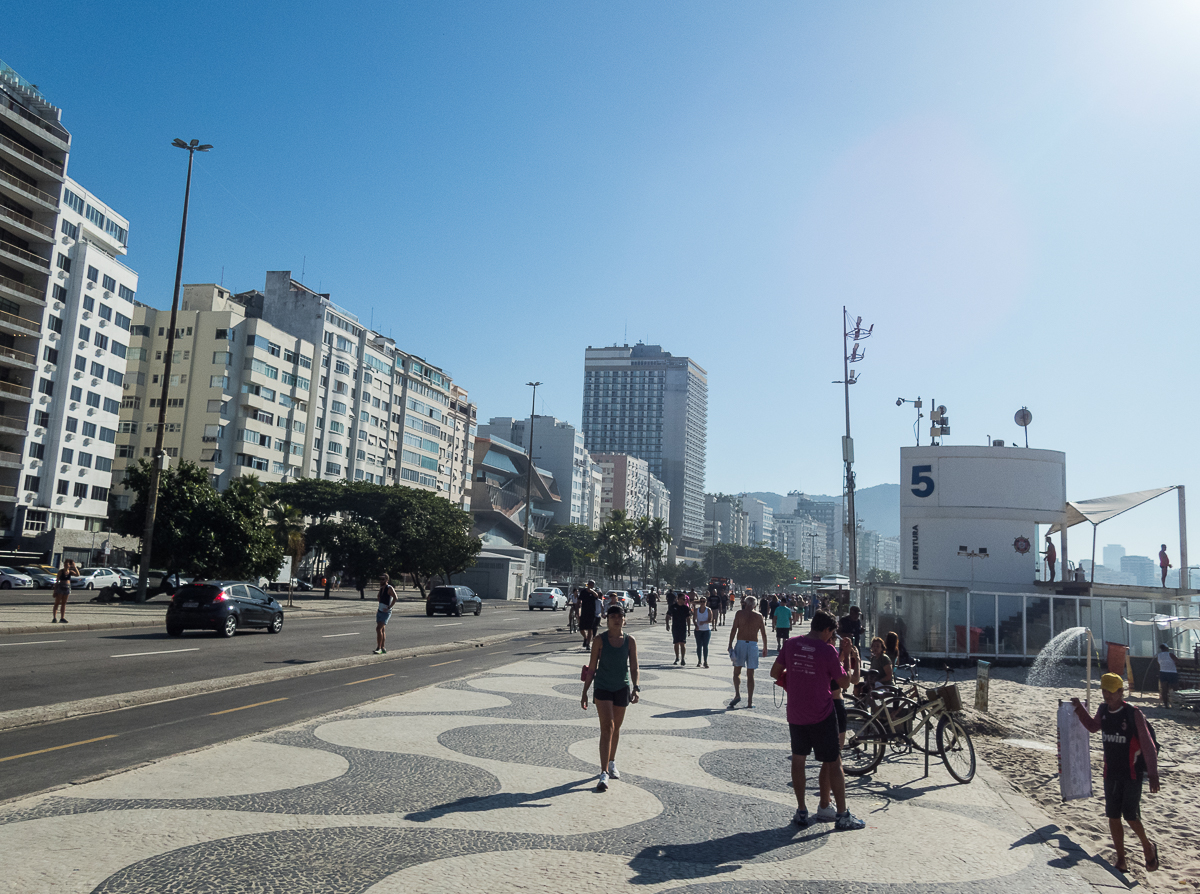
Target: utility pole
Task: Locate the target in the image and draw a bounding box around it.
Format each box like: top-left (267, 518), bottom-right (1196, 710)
top-left (522, 382), bottom-right (541, 551)
top-left (136, 138), bottom-right (211, 603)
top-left (836, 307), bottom-right (872, 601)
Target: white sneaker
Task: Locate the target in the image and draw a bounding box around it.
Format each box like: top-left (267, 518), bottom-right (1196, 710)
top-left (608, 762), bottom-right (620, 780)
top-left (596, 771), bottom-right (609, 792)
top-left (815, 804), bottom-right (837, 822)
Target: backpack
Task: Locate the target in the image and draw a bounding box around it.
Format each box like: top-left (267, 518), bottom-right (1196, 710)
top-left (1134, 708), bottom-right (1160, 776)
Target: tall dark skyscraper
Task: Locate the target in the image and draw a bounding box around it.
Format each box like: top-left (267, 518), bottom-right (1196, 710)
top-left (582, 344), bottom-right (707, 560)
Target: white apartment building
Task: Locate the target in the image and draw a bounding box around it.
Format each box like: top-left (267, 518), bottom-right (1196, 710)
top-left (774, 513), bottom-right (829, 574)
top-left (590, 452), bottom-right (669, 526)
top-left (112, 285), bottom-right (316, 499)
top-left (741, 496), bottom-right (774, 547)
top-left (248, 271), bottom-right (473, 497)
top-left (0, 61), bottom-right (139, 562)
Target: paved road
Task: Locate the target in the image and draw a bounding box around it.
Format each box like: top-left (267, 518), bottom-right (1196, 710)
top-left (0, 602), bottom-right (579, 712)
top-left (0, 630), bottom-right (583, 804)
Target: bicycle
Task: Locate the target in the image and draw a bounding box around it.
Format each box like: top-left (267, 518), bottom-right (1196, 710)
top-left (841, 668), bottom-right (976, 784)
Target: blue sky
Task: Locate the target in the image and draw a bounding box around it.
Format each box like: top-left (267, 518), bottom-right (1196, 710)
top-left (8, 2), bottom-right (1200, 562)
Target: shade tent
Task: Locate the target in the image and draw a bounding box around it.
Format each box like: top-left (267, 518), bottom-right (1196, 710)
top-left (1122, 615), bottom-right (1200, 632)
top-left (1045, 486), bottom-right (1188, 588)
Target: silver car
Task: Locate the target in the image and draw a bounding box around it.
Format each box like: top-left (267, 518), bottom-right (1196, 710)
top-left (528, 587), bottom-right (566, 611)
top-left (70, 567), bottom-right (122, 590)
top-left (0, 567), bottom-right (34, 589)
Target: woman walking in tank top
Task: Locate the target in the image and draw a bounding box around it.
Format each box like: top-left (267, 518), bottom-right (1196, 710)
top-left (582, 604), bottom-right (640, 791)
top-left (694, 596), bottom-right (714, 668)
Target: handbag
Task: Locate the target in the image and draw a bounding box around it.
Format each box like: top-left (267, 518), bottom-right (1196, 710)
top-left (580, 665), bottom-right (594, 684)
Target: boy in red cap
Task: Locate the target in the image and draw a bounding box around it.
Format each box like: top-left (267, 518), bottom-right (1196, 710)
top-left (1071, 673), bottom-right (1160, 874)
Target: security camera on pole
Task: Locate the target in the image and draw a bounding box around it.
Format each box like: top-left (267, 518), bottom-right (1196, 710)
top-left (834, 308), bottom-right (872, 599)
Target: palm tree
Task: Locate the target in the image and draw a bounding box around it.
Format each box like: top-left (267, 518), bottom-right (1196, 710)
top-left (596, 510), bottom-right (636, 587)
top-left (636, 514), bottom-right (671, 586)
top-left (269, 502), bottom-right (306, 606)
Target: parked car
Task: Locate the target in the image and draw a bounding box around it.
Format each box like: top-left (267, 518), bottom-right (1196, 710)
top-left (425, 585), bottom-right (482, 617)
top-left (113, 567), bottom-right (138, 588)
top-left (605, 590), bottom-right (634, 613)
top-left (290, 578), bottom-right (314, 591)
top-left (0, 567), bottom-right (34, 589)
top-left (18, 566), bottom-right (57, 589)
top-left (528, 586), bottom-right (567, 611)
top-left (166, 581), bottom-right (284, 637)
top-left (70, 567), bottom-right (123, 590)
top-left (149, 571), bottom-right (191, 592)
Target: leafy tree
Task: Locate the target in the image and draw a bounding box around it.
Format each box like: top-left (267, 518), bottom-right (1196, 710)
top-left (865, 568), bottom-right (899, 584)
top-left (675, 563), bottom-right (709, 589)
top-left (269, 502), bottom-right (307, 590)
top-left (702, 543), bottom-right (805, 593)
top-left (544, 523), bottom-right (599, 578)
top-left (636, 515), bottom-right (671, 585)
top-left (596, 510), bottom-right (637, 586)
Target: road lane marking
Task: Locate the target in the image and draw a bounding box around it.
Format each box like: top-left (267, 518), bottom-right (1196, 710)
top-left (0, 735), bottom-right (118, 763)
top-left (500, 618), bottom-right (519, 622)
top-left (345, 673), bottom-right (394, 686)
top-left (111, 648), bottom-right (200, 658)
top-left (209, 698), bottom-right (288, 716)
top-left (434, 623), bottom-right (462, 627)
top-left (0, 640), bottom-right (66, 646)
top-left (322, 632), bottom-right (362, 638)
top-left (429, 659), bottom-right (462, 667)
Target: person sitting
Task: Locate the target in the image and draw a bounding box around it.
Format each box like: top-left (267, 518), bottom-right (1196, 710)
top-left (856, 636), bottom-right (893, 700)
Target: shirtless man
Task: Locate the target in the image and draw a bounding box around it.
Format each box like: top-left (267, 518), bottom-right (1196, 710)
top-left (727, 595), bottom-right (770, 708)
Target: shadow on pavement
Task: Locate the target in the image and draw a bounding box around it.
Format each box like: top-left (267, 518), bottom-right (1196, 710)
top-left (628, 825), bottom-right (813, 884)
top-left (1010, 824), bottom-right (1124, 877)
top-left (405, 779), bottom-right (587, 821)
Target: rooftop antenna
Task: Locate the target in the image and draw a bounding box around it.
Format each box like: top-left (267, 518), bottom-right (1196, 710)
top-left (1015, 407), bottom-right (1033, 447)
top-left (301, 255), bottom-right (306, 283)
top-left (220, 266), bottom-right (224, 287)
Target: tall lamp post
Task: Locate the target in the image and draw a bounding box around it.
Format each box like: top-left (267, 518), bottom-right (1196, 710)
top-left (806, 531), bottom-right (819, 580)
top-left (135, 138), bottom-right (211, 603)
top-left (521, 381), bottom-right (541, 551)
top-left (834, 307), bottom-right (872, 601)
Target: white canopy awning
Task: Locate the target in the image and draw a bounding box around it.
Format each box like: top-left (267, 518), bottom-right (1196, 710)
top-left (1048, 487), bottom-right (1176, 534)
top-left (1122, 614), bottom-right (1200, 631)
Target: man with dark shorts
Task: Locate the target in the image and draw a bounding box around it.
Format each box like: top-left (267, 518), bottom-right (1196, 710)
top-left (578, 580), bottom-right (602, 650)
top-left (1072, 674), bottom-right (1160, 874)
top-left (771, 610), bottom-right (866, 830)
top-left (668, 593), bottom-right (692, 665)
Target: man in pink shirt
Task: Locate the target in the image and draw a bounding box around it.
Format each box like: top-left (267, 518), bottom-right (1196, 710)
top-left (770, 610), bottom-right (866, 831)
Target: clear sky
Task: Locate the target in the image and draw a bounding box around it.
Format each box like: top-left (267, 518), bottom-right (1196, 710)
top-left (7, 2), bottom-right (1200, 563)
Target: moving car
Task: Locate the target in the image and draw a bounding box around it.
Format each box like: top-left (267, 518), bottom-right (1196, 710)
top-left (18, 566), bottom-right (57, 589)
top-left (70, 567), bottom-right (122, 590)
top-left (166, 581), bottom-right (284, 637)
top-left (0, 567), bottom-right (34, 589)
top-left (528, 586), bottom-right (567, 611)
top-left (425, 585), bottom-right (482, 617)
top-left (605, 590), bottom-right (634, 613)
top-left (290, 578), bottom-right (314, 591)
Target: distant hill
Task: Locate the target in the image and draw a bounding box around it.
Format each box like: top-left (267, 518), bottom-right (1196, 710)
top-left (745, 484), bottom-right (900, 538)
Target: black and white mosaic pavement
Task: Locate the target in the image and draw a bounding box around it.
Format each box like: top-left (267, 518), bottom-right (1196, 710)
top-left (0, 626), bottom-right (1101, 893)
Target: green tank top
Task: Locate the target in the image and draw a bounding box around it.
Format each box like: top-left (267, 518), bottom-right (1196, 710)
top-left (595, 632), bottom-right (631, 691)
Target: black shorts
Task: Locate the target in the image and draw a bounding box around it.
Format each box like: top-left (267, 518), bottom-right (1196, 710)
top-left (593, 686), bottom-right (631, 708)
top-left (581, 617), bottom-right (600, 633)
top-left (1104, 774), bottom-right (1143, 821)
top-left (672, 627), bottom-right (689, 643)
top-left (833, 699), bottom-right (847, 733)
top-left (789, 709), bottom-right (840, 763)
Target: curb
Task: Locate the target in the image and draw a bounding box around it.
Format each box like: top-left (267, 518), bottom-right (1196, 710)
top-left (0, 626), bottom-right (565, 733)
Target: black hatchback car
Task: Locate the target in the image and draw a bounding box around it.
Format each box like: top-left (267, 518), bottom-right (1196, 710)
top-left (166, 581), bottom-right (284, 637)
top-left (425, 585), bottom-right (482, 617)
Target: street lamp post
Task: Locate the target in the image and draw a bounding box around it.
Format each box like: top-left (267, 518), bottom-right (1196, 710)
top-left (522, 382), bottom-right (541, 551)
top-left (835, 307), bottom-right (872, 601)
top-left (806, 531), bottom-right (819, 580)
top-left (135, 138), bottom-right (211, 603)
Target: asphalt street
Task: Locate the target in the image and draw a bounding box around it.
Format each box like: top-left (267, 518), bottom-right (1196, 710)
top-left (0, 601), bottom-right (577, 711)
top-left (0, 628), bottom-right (589, 804)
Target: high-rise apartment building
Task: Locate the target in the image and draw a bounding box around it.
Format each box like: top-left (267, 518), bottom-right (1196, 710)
top-left (741, 496), bottom-right (774, 547)
top-left (773, 513), bottom-right (827, 573)
top-left (0, 62), bottom-right (139, 563)
top-left (248, 272), bottom-right (473, 500)
top-left (478, 415), bottom-right (588, 527)
top-left (112, 285), bottom-right (315, 500)
top-left (704, 495), bottom-right (748, 547)
top-left (590, 452), bottom-right (668, 526)
top-left (582, 343), bottom-right (706, 560)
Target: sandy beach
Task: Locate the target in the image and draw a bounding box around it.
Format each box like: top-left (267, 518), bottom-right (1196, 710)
top-left (958, 664), bottom-right (1199, 891)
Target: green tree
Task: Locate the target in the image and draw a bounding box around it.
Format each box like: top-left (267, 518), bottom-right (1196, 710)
top-left (675, 562), bottom-right (709, 589)
top-left (635, 515), bottom-right (671, 585)
top-left (865, 567), bottom-right (899, 584)
top-left (543, 523), bottom-right (598, 578)
top-left (596, 510), bottom-right (637, 586)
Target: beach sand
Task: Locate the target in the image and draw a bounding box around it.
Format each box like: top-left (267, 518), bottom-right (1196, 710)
top-left (959, 664), bottom-right (1199, 891)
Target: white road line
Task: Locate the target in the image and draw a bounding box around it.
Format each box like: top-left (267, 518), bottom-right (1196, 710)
top-left (434, 623), bottom-right (463, 627)
top-left (500, 618), bottom-right (519, 622)
top-left (111, 648), bottom-right (201, 658)
top-left (322, 632), bottom-right (362, 638)
top-left (0, 640), bottom-right (66, 646)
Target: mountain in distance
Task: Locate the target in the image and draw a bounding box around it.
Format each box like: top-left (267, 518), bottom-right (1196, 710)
top-left (744, 484), bottom-right (901, 539)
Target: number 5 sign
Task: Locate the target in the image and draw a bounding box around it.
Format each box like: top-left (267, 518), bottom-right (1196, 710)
top-left (911, 465), bottom-right (935, 498)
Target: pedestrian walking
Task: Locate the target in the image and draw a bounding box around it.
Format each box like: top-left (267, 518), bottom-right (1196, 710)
top-left (1155, 644), bottom-right (1178, 708)
top-left (770, 610), bottom-right (867, 831)
top-left (578, 580), bottom-right (602, 650)
top-left (374, 574), bottom-right (397, 654)
top-left (773, 598), bottom-right (793, 649)
top-left (52, 560), bottom-right (77, 623)
top-left (1158, 545), bottom-right (1172, 587)
top-left (668, 593), bottom-right (692, 665)
top-left (727, 595), bottom-right (769, 708)
top-left (1071, 674), bottom-right (1160, 874)
top-left (694, 596), bottom-right (714, 668)
top-left (581, 604), bottom-right (640, 792)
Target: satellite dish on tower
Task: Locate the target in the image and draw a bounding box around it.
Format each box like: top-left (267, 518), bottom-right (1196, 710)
top-left (1014, 407), bottom-right (1032, 448)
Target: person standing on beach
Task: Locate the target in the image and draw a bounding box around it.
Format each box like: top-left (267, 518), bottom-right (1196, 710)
top-left (374, 574), bottom-right (397, 654)
top-left (1071, 673), bottom-right (1160, 875)
top-left (770, 611), bottom-right (866, 830)
top-left (581, 604), bottom-right (640, 792)
top-left (727, 595), bottom-right (769, 708)
top-left (1045, 536), bottom-right (1057, 582)
top-left (1158, 545), bottom-right (1171, 587)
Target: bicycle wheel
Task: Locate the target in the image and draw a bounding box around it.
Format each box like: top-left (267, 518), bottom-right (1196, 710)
top-left (842, 707), bottom-right (885, 776)
top-left (936, 715), bottom-right (976, 784)
top-left (907, 701), bottom-right (940, 755)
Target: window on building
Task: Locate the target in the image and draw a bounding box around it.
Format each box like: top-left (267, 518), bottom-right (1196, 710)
top-left (107, 369), bottom-right (123, 386)
top-left (60, 219), bottom-right (79, 239)
top-left (90, 361), bottom-right (105, 378)
top-left (85, 391), bottom-right (101, 408)
top-left (97, 303), bottom-right (113, 321)
top-left (103, 397), bottom-right (120, 414)
top-left (56, 480), bottom-right (69, 495)
top-left (88, 267), bottom-right (100, 283)
top-left (325, 461), bottom-right (341, 475)
top-left (94, 333), bottom-right (108, 350)
top-left (82, 421), bottom-right (96, 438)
top-left (82, 295), bottom-right (95, 311)
top-left (24, 475), bottom-right (41, 492)
top-left (69, 385), bottom-right (82, 402)
top-left (42, 346), bottom-right (58, 365)
top-left (117, 444), bottom-right (135, 458)
top-left (78, 324), bottom-right (90, 341)
top-left (73, 482), bottom-right (88, 498)
top-left (114, 312), bottom-right (130, 330)
top-left (65, 417), bottom-right (78, 433)
top-left (94, 457), bottom-right (112, 473)
top-left (78, 452), bottom-right (93, 468)
top-left (99, 427), bottom-right (115, 443)
top-left (102, 274), bottom-right (116, 292)
top-left (33, 410), bottom-right (49, 427)
top-left (47, 315), bottom-right (63, 334)
top-left (38, 378), bottom-right (54, 396)
top-left (85, 204), bottom-right (105, 228)
top-left (28, 442), bottom-right (44, 459)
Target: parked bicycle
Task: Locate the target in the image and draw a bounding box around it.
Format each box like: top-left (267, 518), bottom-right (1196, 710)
top-left (841, 665), bottom-right (976, 784)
